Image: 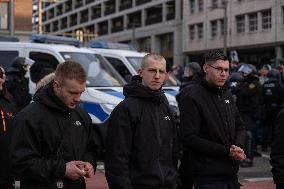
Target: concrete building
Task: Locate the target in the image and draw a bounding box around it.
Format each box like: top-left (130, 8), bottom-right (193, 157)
top-left (183, 0), bottom-right (284, 67)
top-left (33, 0), bottom-right (183, 66)
top-left (0, 0), bottom-right (33, 41)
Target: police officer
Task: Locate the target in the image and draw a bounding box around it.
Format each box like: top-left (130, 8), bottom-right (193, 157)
top-left (232, 64), bottom-right (262, 167)
top-left (262, 69), bottom-right (283, 151)
top-left (6, 57), bottom-right (32, 112)
top-left (0, 66), bottom-right (16, 189)
top-left (179, 62), bottom-right (202, 91)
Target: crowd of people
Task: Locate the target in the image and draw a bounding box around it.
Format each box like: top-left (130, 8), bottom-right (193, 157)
top-left (0, 51), bottom-right (284, 189)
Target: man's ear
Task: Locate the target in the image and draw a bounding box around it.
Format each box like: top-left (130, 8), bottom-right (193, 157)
top-left (165, 72), bottom-right (169, 81)
top-left (53, 80), bottom-right (60, 92)
top-left (203, 64), bottom-right (208, 74)
top-left (138, 68), bottom-right (143, 77)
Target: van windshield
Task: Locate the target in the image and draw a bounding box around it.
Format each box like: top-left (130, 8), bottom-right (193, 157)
top-left (60, 52), bottom-right (125, 87)
top-left (126, 56), bottom-right (179, 86)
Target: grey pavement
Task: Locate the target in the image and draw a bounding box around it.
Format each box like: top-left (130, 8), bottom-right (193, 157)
top-left (239, 148), bottom-right (272, 182)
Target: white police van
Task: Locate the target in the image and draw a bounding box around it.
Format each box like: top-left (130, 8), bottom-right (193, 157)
top-left (0, 36), bottom-right (126, 126)
top-left (88, 41), bottom-right (180, 111)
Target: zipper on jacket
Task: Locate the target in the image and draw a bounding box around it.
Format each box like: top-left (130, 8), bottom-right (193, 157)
top-left (1, 110), bottom-right (6, 132)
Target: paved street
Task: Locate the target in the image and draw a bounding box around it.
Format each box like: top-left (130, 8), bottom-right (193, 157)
top-left (86, 149), bottom-right (276, 189)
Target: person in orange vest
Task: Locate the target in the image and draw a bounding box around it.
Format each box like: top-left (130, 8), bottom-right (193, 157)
top-left (0, 66), bottom-right (16, 189)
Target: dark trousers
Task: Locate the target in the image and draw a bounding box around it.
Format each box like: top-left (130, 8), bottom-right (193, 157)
top-left (277, 183), bottom-right (284, 189)
top-left (194, 178), bottom-right (240, 189)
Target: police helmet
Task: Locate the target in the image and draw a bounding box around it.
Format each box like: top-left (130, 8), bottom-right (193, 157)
top-left (185, 62), bottom-right (201, 74)
top-left (230, 72), bottom-right (244, 82)
top-left (7, 57), bottom-right (34, 73)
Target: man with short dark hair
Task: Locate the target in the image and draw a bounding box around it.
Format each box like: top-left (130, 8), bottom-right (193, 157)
top-left (105, 53), bottom-right (178, 189)
top-left (178, 50), bottom-right (246, 189)
top-left (11, 61), bottom-right (98, 189)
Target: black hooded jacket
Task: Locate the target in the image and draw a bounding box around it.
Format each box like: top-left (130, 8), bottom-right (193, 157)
top-left (178, 79), bottom-right (246, 181)
top-left (271, 109), bottom-right (284, 184)
top-left (10, 82), bottom-right (97, 189)
top-left (105, 79), bottom-right (178, 189)
top-left (0, 92), bottom-right (16, 186)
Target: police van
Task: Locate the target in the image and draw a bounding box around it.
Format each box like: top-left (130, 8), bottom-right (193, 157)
top-left (88, 41), bottom-right (180, 112)
top-left (0, 36), bottom-right (126, 128)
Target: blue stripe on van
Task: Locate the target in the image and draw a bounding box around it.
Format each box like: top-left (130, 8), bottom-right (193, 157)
top-left (163, 89), bottom-right (178, 97)
top-left (97, 89), bottom-right (125, 99)
top-left (82, 102), bottom-right (109, 122)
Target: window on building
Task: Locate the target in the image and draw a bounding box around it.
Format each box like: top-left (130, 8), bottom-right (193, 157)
top-left (262, 9), bottom-right (271, 30)
top-left (197, 23), bottom-right (203, 39)
top-left (211, 20), bottom-right (217, 38)
top-left (220, 19), bottom-right (224, 36)
top-left (189, 0), bottom-right (195, 14)
top-left (212, 0), bottom-right (218, 8)
top-left (249, 13), bottom-right (258, 32)
top-left (236, 15), bottom-right (245, 33)
top-left (0, 2), bottom-right (9, 30)
top-left (198, 0), bottom-right (203, 12)
top-left (189, 24), bottom-right (195, 40)
top-left (282, 6), bottom-right (284, 26)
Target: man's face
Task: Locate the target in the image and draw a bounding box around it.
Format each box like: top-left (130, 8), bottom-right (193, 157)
top-left (138, 58), bottom-right (168, 90)
top-left (53, 78), bottom-right (86, 109)
top-left (0, 67), bottom-right (5, 91)
top-left (203, 59), bottom-right (230, 87)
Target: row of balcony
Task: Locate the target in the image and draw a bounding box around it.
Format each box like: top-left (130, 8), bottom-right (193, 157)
top-left (42, 0), bottom-right (154, 20)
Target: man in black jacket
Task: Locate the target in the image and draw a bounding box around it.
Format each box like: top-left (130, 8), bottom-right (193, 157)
top-left (271, 108), bottom-right (284, 189)
top-left (105, 53), bottom-right (178, 189)
top-left (178, 50), bottom-right (246, 189)
top-left (11, 61), bottom-right (98, 189)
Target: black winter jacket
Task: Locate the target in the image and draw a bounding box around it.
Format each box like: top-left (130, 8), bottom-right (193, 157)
top-left (178, 79), bottom-right (246, 181)
top-left (271, 109), bottom-right (284, 184)
top-left (10, 82), bottom-right (97, 189)
top-left (105, 80), bottom-right (178, 189)
top-left (231, 75), bottom-right (262, 114)
top-left (0, 93), bottom-right (16, 186)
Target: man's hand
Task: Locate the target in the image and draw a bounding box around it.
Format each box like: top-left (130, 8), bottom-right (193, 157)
top-left (229, 145), bottom-right (246, 161)
top-left (65, 161), bottom-right (86, 180)
top-left (75, 161), bottom-right (95, 178)
top-left (82, 162), bottom-right (95, 178)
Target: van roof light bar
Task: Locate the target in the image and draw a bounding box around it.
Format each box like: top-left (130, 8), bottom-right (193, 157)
top-left (31, 34), bottom-right (82, 47)
top-left (88, 41), bottom-right (136, 51)
top-left (0, 36), bottom-right (19, 42)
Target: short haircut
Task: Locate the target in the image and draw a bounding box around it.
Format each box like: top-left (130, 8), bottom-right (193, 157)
top-left (54, 61), bottom-right (86, 84)
top-left (203, 50), bottom-right (228, 65)
top-left (141, 53), bottom-right (166, 70)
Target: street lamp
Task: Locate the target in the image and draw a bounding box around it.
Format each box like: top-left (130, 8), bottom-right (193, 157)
top-left (210, 0), bottom-right (228, 56)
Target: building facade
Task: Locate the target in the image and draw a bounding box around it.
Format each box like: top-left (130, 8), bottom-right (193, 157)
top-left (0, 0), bottom-right (33, 41)
top-left (34, 0), bottom-right (183, 66)
top-left (183, 0), bottom-right (284, 67)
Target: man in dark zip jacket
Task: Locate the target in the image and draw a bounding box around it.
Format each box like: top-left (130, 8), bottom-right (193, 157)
top-left (0, 66), bottom-right (16, 189)
top-left (105, 53), bottom-right (178, 189)
top-left (178, 50), bottom-right (246, 189)
top-left (271, 108), bottom-right (284, 189)
top-left (10, 61), bottom-right (98, 189)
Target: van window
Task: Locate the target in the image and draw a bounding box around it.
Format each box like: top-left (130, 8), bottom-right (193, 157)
top-left (29, 52), bottom-right (59, 83)
top-left (126, 57), bottom-right (143, 71)
top-left (60, 52), bottom-right (124, 87)
top-left (105, 56), bottom-right (132, 83)
top-left (0, 51), bottom-right (19, 70)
